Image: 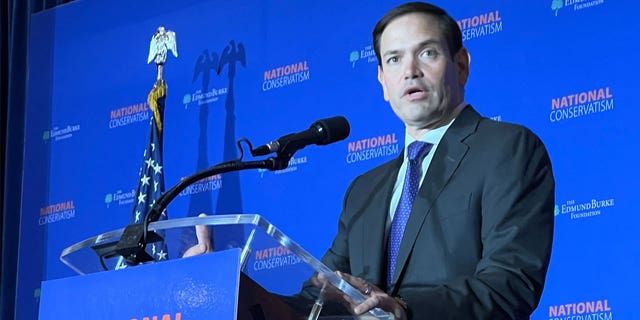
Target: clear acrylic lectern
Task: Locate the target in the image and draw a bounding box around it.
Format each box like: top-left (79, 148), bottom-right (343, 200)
top-left (59, 214), bottom-right (394, 320)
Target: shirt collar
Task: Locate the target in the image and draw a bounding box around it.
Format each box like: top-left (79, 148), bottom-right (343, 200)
top-left (403, 101), bottom-right (467, 152)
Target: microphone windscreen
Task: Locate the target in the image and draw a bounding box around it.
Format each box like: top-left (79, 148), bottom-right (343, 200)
top-left (314, 116), bottom-right (350, 145)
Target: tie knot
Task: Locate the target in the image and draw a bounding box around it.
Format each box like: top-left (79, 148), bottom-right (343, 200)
top-left (407, 141), bottom-right (432, 162)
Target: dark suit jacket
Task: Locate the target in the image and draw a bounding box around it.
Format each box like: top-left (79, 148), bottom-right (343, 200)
top-left (320, 106), bottom-right (555, 319)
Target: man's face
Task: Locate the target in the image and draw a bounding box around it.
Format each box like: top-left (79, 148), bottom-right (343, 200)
top-left (377, 13), bottom-right (469, 134)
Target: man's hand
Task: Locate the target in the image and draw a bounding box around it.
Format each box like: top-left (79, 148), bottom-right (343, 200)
top-left (182, 213), bottom-right (213, 257)
top-left (337, 271), bottom-right (407, 320)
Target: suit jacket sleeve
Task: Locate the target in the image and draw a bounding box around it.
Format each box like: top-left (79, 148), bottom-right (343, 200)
top-left (320, 177), bottom-right (359, 275)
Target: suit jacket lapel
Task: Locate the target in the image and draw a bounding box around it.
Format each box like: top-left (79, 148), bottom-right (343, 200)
top-left (390, 106), bottom-right (481, 291)
top-left (359, 155), bottom-right (403, 285)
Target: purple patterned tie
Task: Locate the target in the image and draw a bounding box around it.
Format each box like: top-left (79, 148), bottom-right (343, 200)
top-left (387, 141), bottom-right (432, 288)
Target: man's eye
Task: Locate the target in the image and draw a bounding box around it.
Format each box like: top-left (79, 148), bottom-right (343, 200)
top-left (420, 49), bottom-right (437, 58)
top-left (386, 56), bottom-right (399, 64)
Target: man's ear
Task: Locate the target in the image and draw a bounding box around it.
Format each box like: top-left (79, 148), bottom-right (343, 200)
top-left (378, 65), bottom-right (390, 101)
top-left (454, 47), bottom-right (470, 87)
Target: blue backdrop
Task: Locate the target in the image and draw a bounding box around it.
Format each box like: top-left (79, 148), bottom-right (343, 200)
top-left (18, 0), bottom-right (637, 319)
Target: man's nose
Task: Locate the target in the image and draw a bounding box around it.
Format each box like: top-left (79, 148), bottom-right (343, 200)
top-left (403, 58), bottom-right (423, 79)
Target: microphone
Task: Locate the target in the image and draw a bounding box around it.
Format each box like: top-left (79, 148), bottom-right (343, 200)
top-left (251, 116), bottom-right (350, 156)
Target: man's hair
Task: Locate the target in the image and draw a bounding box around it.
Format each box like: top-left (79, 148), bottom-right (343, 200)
top-left (372, 2), bottom-right (463, 66)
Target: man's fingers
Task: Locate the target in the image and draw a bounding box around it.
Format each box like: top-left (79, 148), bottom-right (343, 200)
top-left (334, 272), bottom-right (403, 318)
top-left (353, 295), bottom-right (381, 315)
top-left (195, 213), bottom-right (212, 252)
top-left (181, 214), bottom-right (212, 258)
top-left (311, 273), bottom-right (330, 288)
top-left (182, 243), bottom-right (207, 257)
top-left (337, 271), bottom-right (377, 295)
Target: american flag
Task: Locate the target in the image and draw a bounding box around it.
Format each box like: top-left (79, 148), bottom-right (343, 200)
top-left (116, 81), bottom-right (169, 268)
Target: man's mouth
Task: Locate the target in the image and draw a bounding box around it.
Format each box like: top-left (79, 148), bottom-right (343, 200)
top-left (403, 87), bottom-right (428, 100)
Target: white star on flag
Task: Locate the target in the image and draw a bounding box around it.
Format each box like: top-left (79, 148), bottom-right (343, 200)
top-left (153, 163), bottom-right (162, 175)
top-left (157, 250), bottom-right (167, 260)
top-left (145, 157), bottom-right (154, 169)
top-left (141, 174), bottom-right (151, 186)
top-left (137, 193), bottom-right (147, 204)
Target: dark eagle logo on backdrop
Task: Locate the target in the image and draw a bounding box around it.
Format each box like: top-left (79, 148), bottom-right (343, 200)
top-left (187, 49), bottom-right (219, 224)
top-left (181, 40), bottom-right (246, 254)
top-left (216, 40), bottom-right (246, 215)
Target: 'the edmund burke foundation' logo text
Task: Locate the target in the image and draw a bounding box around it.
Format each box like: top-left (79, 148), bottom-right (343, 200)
top-left (349, 45), bottom-right (377, 68)
top-left (552, 0), bottom-right (605, 16)
top-left (555, 197), bottom-right (614, 220)
top-left (182, 87), bottom-right (228, 108)
top-left (42, 124), bottom-right (81, 142)
top-left (105, 189), bottom-right (136, 208)
top-left (257, 156), bottom-right (308, 178)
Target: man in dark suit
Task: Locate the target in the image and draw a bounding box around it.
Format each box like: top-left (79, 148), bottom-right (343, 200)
top-left (321, 2), bottom-right (555, 319)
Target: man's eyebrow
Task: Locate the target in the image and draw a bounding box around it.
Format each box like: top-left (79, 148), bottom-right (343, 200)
top-left (415, 39), bottom-right (440, 49)
top-left (382, 49), bottom-right (400, 58)
top-left (381, 39), bottom-right (441, 57)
